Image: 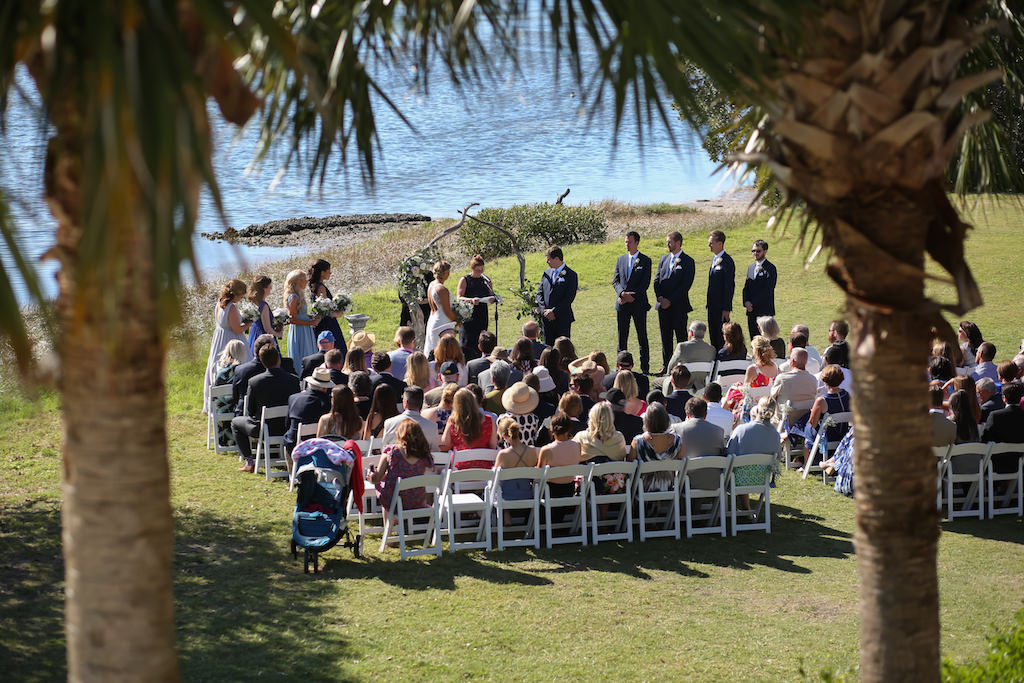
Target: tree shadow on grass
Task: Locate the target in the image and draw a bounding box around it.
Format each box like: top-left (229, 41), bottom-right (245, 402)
top-left (0, 499), bottom-right (66, 682)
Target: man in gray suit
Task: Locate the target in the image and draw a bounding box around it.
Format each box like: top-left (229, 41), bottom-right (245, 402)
top-left (929, 387), bottom-right (956, 447)
top-left (663, 320), bottom-right (717, 392)
top-left (672, 397), bottom-right (726, 454)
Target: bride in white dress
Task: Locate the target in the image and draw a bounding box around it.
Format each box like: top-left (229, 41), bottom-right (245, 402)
top-left (424, 260), bottom-right (457, 357)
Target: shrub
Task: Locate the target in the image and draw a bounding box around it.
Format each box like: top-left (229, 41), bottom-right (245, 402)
top-left (456, 203), bottom-right (607, 259)
top-left (942, 609), bottom-right (1024, 682)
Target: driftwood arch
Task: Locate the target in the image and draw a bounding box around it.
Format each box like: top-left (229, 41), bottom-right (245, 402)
top-left (400, 202), bottom-right (528, 349)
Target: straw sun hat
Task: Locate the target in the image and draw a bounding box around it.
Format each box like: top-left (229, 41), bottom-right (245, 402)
top-left (501, 382), bottom-right (539, 414)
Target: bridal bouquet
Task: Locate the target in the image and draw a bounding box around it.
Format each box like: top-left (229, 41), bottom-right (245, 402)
top-left (237, 301), bottom-right (260, 324)
top-left (271, 308), bottom-right (289, 330)
top-left (451, 300), bottom-right (475, 323)
top-left (332, 292), bottom-right (352, 314)
top-left (310, 296), bottom-right (335, 318)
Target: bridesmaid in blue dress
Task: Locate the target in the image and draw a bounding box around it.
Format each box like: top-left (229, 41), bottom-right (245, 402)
top-left (284, 269), bottom-right (321, 371)
top-left (203, 279), bottom-right (251, 414)
top-left (246, 275), bottom-right (282, 359)
top-left (308, 259), bottom-right (347, 350)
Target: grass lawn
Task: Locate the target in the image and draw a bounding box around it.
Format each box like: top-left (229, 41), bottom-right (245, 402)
top-left (1, 199), bottom-right (1022, 681)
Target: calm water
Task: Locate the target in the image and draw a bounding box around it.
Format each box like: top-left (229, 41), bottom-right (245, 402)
top-left (1, 26), bottom-right (722, 302)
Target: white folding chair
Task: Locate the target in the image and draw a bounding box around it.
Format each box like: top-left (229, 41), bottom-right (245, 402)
top-left (254, 405), bottom-right (290, 480)
top-left (683, 361), bottom-right (716, 391)
top-left (346, 454), bottom-right (385, 536)
top-left (712, 359), bottom-right (750, 387)
top-left (933, 445), bottom-right (951, 511)
top-left (944, 442), bottom-right (988, 520)
top-left (684, 455), bottom-right (732, 537)
top-left (450, 449), bottom-right (499, 494)
top-left (540, 464), bottom-right (592, 548)
top-left (728, 453), bottom-right (774, 535)
top-left (587, 461), bottom-right (636, 544)
top-left (986, 442), bottom-right (1024, 518)
top-left (955, 366), bottom-right (970, 376)
top-left (296, 422), bottom-right (319, 445)
top-left (747, 385), bottom-right (771, 401)
top-left (633, 460), bottom-right (684, 541)
top-left (379, 473), bottom-right (444, 560)
top-left (439, 468), bottom-right (493, 551)
top-left (207, 384), bottom-right (239, 455)
top-left (489, 467), bottom-right (543, 550)
top-left (803, 411), bottom-right (852, 480)
top-left (431, 450), bottom-right (453, 474)
top-left (350, 438), bottom-right (374, 458)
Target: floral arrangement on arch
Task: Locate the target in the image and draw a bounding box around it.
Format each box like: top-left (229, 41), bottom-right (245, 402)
top-left (398, 246), bottom-right (442, 302)
top-left (508, 278), bottom-right (542, 326)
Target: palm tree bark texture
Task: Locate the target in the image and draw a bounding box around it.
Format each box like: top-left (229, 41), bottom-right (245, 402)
top-left (735, 3), bottom-right (996, 679)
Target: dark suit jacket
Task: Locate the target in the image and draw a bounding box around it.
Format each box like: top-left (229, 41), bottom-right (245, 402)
top-left (613, 410), bottom-right (644, 442)
top-left (466, 356), bottom-right (492, 385)
top-left (665, 389), bottom-right (694, 420)
top-left (741, 259), bottom-right (777, 315)
top-left (283, 389), bottom-right (332, 452)
top-left (603, 370), bottom-right (650, 398)
top-left (653, 251), bottom-right (695, 313)
top-left (232, 358), bottom-right (265, 416)
top-left (244, 367), bottom-right (301, 434)
top-left (980, 404), bottom-right (1024, 472)
top-left (980, 395), bottom-right (1006, 424)
top-left (536, 265), bottom-right (578, 323)
top-left (371, 371), bottom-right (407, 398)
top-left (706, 252), bottom-right (736, 312)
top-left (328, 369), bottom-right (349, 387)
top-left (613, 252), bottom-right (652, 312)
top-left (301, 351), bottom-right (326, 379)
top-left (530, 339), bottom-right (550, 361)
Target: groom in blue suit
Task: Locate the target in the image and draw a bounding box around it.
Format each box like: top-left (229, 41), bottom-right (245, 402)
top-left (613, 231), bottom-right (652, 375)
top-left (536, 245), bottom-right (578, 343)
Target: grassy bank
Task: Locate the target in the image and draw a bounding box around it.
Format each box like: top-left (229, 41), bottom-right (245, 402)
top-left (1, 200), bottom-right (1023, 681)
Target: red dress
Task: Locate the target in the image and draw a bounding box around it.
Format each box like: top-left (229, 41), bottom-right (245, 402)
top-left (451, 415), bottom-right (495, 469)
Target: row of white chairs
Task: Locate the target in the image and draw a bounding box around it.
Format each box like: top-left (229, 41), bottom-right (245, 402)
top-left (348, 453), bottom-right (776, 560)
top-left (933, 442), bottom-right (1024, 520)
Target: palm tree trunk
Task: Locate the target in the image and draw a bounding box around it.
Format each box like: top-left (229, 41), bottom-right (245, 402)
top-left (47, 122), bottom-right (180, 680)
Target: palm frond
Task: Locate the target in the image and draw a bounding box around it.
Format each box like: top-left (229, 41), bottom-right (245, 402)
top-left (0, 191), bottom-right (48, 372)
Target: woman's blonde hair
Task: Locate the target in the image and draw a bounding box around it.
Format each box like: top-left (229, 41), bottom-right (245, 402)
top-left (404, 351), bottom-right (430, 389)
top-left (343, 347), bottom-right (367, 374)
top-left (751, 335), bottom-right (775, 365)
top-left (432, 260), bottom-right (451, 279)
top-left (498, 416), bottom-right (521, 442)
top-left (613, 370), bottom-right (638, 401)
top-left (587, 402), bottom-right (615, 440)
top-left (218, 279), bottom-right (247, 307)
top-left (756, 315), bottom-right (780, 340)
top-left (451, 388), bottom-right (482, 443)
top-left (441, 382), bottom-right (460, 405)
top-left (558, 392), bottom-right (582, 418)
top-left (284, 269), bottom-right (307, 307)
top-left (218, 339), bottom-right (247, 366)
top-left (434, 335), bottom-right (465, 366)
top-left (589, 350), bottom-right (610, 373)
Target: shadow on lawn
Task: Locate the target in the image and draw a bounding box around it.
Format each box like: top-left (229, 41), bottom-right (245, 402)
top-left (939, 515), bottom-right (1023, 542)
top-left (0, 499), bottom-right (66, 682)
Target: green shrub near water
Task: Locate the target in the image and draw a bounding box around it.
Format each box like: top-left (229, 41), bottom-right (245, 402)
top-left (456, 203), bottom-right (607, 258)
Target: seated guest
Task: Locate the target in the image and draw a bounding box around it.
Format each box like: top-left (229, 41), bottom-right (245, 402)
top-left (283, 367), bottom-right (335, 454)
top-left (508, 336), bottom-right (537, 376)
top-left (826, 320), bottom-right (851, 368)
top-left (518, 320), bottom-right (550, 360)
top-left (603, 351), bottom-right (650, 397)
top-left (980, 381), bottom-right (1024, 473)
top-left (942, 374), bottom-right (980, 424)
top-left (817, 344), bottom-right (853, 396)
top-left (604, 388), bottom-right (644, 442)
top-left (371, 351), bottom-right (407, 396)
top-left (322, 348), bottom-right (348, 387)
top-left (628, 403), bottom-right (683, 492)
top-left (530, 366), bottom-right (560, 409)
top-left (727, 396), bottom-right (782, 508)
top-left (831, 428), bottom-right (856, 496)
top-left (645, 390), bottom-right (681, 425)
top-left (362, 383), bottom-right (399, 440)
top-left (613, 370), bottom-right (647, 416)
top-left (664, 365), bottom-right (693, 421)
top-left (537, 392), bottom-right (587, 445)
top-left (932, 340), bottom-right (964, 371)
top-left (483, 360), bottom-right (512, 415)
top-left (404, 351), bottom-right (436, 393)
top-left (231, 345), bottom-right (301, 472)
top-left (422, 382), bottom-right (458, 437)
top-left (380, 386), bottom-right (439, 452)
top-left (723, 335), bottom-right (778, 411)
top-left (424, 361), bottom-right (462, 407)
top-left (317, 385), bottom-right (364, 440)
top-left (949, 389), bottom-right (980, 443)
top-left (665, 320), bottom-right (717, 388)
top-left (467, 330), bottom-right (497, 385)
top-left (537, 412), bottom-right (584, 521)
top-left (553, 336), bottom-right (578, 370)
top-left (348, 371), bottom-right (373, 419)
top-left (970, 341), bottom-right (998, 383)
top-left (343, 347), bottom-right (370, 377)
top-left (431, 335), bottom-right (469, 386)
top-left (569, 373), bottom-right (597, 416)
top-left (301, 331), bottom-right (336, 379)
top-left (977, 377), bottom-right (1004, 423)
top-left (388, 326), bottom-right (417, 381)
top-left (701, 382), bottom-right (735, 440)
top-left (348, 330), bottom-right (376, 357)
top-left (807, 365), bottom-right (852, 437)
top-left (928, 356), bottom-right (955, 387)
top-left (370, 420), bottom-right (433, 519)
top-left (232, 334), bottom-right (278, 417)
top-left (672, 396), bottom-right (725, 456)
top-left (771, 348), bottom-right (818, 425)
top-left (494, 418), bottom-right (540, 520)
top-left (998, 360), bottom-right (1019, 388)
top-left (212, 339), bottom-right (248, 447)
top-left (717, 321), bottom-right (747, 361)
top-left (780, 329), bottom-right (821, 374)
top-left (757, 315), bottom-right (787, 361)
top-left (573, 402), bottom-right (627, 462)
top-left (569, 353), bottom-right (607, 390)
top-left (929, 386), bottom-right (956, 447)
top-left (522, 373), bottom-right (555, 419)
top-left (539, 347), bottom-right (570, 395)
top-left (497, 381), bottom-right (545, 447)
top-left (478, 349), bottom-right (520, 393)
top-left (957, 320), bottom-right (984, 369)
top-left (440, 387), bottom-right (498, 451)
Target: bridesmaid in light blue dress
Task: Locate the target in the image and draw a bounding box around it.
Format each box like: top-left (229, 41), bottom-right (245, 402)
top-left (284, 269), bottom-right (321, 372)
top-left (203, 279), bottom-right (251, 414)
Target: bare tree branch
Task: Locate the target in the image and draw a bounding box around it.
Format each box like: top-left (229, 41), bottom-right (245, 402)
top-left (555, 188), bottom-right (571, 204)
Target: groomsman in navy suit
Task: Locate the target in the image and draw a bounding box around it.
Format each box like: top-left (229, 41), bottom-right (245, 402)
top-left (741, 239), bottom-right (778, 340)
top-left (653, 231), bottom-right (695, 375)
top-left (536, 245), bottom-right (578, 343)
top-left (613, 231), bottom-right (653, 375)
top-left (705, 229), bottom-right (735, 350)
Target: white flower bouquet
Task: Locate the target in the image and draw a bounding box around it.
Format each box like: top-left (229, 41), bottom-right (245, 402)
top-left (310, 296), bottom-right (335, 318)
top-left (331, 292), bottom-right (352, 314)
top-left (451, 300), bottom-right (475, 323)
top-left (237, 300), bottom-right (260, 324)
top-left (271, 308), bottom-right (289, 330)
top-left (398, 246), bottom-right (441, 301)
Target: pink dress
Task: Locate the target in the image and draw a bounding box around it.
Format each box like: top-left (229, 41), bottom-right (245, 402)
top-left (376, 445), bottom-right (431, 512)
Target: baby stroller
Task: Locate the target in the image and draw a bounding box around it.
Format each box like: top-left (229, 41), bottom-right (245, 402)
top-left (290, 438), bottom-right (364, 573)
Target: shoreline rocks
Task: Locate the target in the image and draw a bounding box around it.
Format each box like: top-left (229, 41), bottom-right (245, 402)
top-left (203, 212), bottom-right (432, 247)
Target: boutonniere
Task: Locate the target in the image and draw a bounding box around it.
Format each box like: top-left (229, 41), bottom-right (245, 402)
top-left (714, 265), bottom-right (722, 272)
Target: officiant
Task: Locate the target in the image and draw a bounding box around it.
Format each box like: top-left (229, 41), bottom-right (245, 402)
top-left (457, 254), bottom-right (497, 361)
